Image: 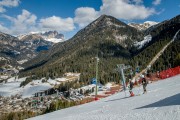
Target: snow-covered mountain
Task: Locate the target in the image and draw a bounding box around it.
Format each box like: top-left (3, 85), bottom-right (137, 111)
top-left (0, 31), bottom-right (55, 67)
top-left (18, 31), bottom-right (64, 43)
top-left (129, 21), bottom-right (158, 31)
top-left (28, 75), bottom-right (180, 120)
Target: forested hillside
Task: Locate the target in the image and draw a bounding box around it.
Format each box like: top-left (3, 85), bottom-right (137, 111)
top-left (19, 15), bottom-right (180, 86)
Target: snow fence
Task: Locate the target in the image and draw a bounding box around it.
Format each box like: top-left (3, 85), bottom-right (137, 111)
top-left (159, 66), bottom-right (180, 79)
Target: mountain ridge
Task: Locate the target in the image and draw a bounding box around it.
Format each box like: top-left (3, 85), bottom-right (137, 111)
top-left (1, 14), bottom-right (179, 85)
top-left (0, 31), bottom-right (65, 67)
top-left (18, 30), bottom-right (65, 43)
top-left (128, 21), bottom-right (158, 31)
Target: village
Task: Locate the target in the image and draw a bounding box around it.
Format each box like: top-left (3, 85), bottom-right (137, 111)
top-left (0, 72), bottom-right (121, 116)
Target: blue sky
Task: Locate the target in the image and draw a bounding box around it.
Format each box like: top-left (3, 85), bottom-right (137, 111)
top-left (0, 0), bottom-right (179, 39)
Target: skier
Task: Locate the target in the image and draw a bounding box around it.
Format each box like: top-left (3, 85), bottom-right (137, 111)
top-left (141, 75), bottom-right (148, 94)
top-left (129, 80), bottom-right (134, 97)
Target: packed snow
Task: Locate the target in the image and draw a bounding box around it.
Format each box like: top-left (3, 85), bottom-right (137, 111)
top-left (134, 35), bottom-right (152, 49)
top-left (29, 75), bottom-right (180, 120)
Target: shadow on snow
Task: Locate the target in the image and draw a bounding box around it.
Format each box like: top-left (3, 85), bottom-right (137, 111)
top-left (104, 96), bottom-right (130, 102)
top-left (135, 93), bottom-right (180, 109)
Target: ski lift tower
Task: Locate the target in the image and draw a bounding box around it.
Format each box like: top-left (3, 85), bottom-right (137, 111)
top-left (117, 64), bottom-right (131, 91)
top-left (95, 56), bottom-right (99, 100)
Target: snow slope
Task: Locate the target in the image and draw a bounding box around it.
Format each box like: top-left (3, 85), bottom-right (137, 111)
top-left (28, 75), bottom-right (180, 120)
top-left (134, 35), bottom-right (152, 49)
top-left (42, 37), bottom-right (64, 43)
top-left (22, 81), bottom-right (52, 98)
top-left (0, 77), bottom-right (52, 98)
top-left (144, 21), bottom-right (158, 26)
top-left (128, 21), bottom-right (158, 31)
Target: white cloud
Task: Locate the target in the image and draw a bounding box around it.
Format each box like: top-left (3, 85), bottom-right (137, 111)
top-left (100, 0), bottom-right (155, 20)
top-left (0, 0), bottom-right (20, 13)
top-left (0, 0), bottom-right (159, 35)
top-left (74, 7), bottom-right (99, 27)
top-left (0, 24), bottom-right (8, 33)
top-left (39, 16), bottom-right (75, 32)
top-left (74, 0), bottom-right (156, 27)
top-left (2, 9), bottom-right (37, 35)
top-left (0, 6), bottom-right (6, 13)
top-left (152, 0), bottom-right (161, 6)
top-left (132, 0), bottom-right (143, 4)
top-left (0, 9), bottom-right (75, 35)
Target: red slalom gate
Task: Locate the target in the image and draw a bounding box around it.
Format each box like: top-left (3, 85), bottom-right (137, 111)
top-left (159, 66), bottom-right (180, 79)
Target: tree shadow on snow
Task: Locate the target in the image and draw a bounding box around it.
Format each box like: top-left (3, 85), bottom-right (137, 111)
top-left (135, 93), bottom-right (180, 109)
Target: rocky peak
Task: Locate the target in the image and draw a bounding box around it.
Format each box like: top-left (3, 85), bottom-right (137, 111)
top-left (75, 14), bottom-right (129, 39)
top-left (19, 34), bottom-right (44, 41)
top-left (88, 14), bottom-right (127, 29)
top-left (17, 31), bottom-right (64, 43)
top-left (0, 32), bottom-right (18, 41)
top-left (42, 31), bottom-right (58, 38)
top-left (42, 31), bottom-right (64, 39)
top-left (128, 21), bottom-right (158, 31)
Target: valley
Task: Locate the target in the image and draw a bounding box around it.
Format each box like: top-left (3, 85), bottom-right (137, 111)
top-left (0, 13), bottom-right (179, 120)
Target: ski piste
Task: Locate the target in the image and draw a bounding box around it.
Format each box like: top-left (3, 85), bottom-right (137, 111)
top-left (28, 75), bottom-right (180, 120)
top-left (132, 29), bottom-right (180, 82)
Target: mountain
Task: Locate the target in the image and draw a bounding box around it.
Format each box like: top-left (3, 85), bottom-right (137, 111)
top-left (0, 32), bottom-right (21, 67)
top-left (22, 15), bottom-right (143, 71)
top-left (20, 15), bottom-right (145, 83)
top-left (139, 15), bottom-right (180, 51)
top-left (128, 21), bottom-right (158, 31)
top-left (0, 30), bottom-right (65, 67)
top-left (130, 15), bottom-right (180, 72)
top-left (18, 31), bottom-right (65, 43)
top-left (41, 31), bottom-right (64, 43)
top-left (16, 15), bottom-right (180, 86)
top-left (0, 31), bottom-right (56, 68)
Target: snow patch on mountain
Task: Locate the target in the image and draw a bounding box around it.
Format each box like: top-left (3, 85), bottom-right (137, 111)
top-left (17, 34), bottom-right (26, 40)
top-left (134, 35), bottom-right (152, 49)
top-left (106, 21), bottom-right (126, 28)
top-left (114, 34), bottom-right (128, 44)
top-left (0, 57), bottom-right (7, 60)
top-left (17, 59), bottom-right (28, 64)
top-left (42, 37), bottom-right (64, 43)
top-left (17, 31), bottom-right (64, 43)
top-left (129, 21), bottom-right (158, 31)
top-left (144, 21), bottom-right (158, 26)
